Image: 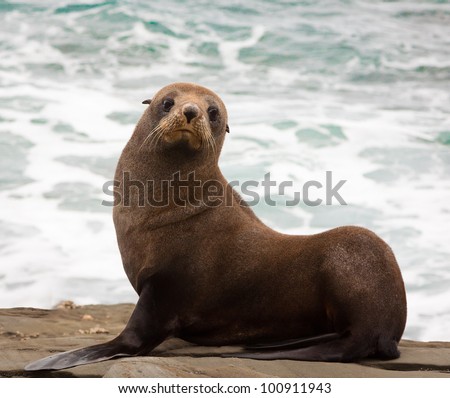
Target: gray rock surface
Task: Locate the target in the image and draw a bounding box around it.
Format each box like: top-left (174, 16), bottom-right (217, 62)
top-left (0, 304), bottom-right (449, 378)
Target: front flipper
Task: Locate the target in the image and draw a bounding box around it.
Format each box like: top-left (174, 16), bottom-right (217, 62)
top-left (25, 282), bottom-right (169, 371)
top-left (24, 341), bottom-right (130, 371)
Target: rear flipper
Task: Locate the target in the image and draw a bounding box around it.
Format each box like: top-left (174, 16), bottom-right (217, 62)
top-left (244, 332), bottom-right (341, 351)
top-left (25, 282), bottom-right (168, 371)
top-left (225, 333), bottom-right (375, 362)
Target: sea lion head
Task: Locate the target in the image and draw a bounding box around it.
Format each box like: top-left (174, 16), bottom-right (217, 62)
top-left (138, 82), bottom-right (229, 159)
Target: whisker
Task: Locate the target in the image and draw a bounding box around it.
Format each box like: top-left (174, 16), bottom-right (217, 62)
top-left (139, 124), bottom-right (162, 151)
top-left (202, 122), bottom-right (216, 157)
top-left (199, 122), bottom-right (208, 156)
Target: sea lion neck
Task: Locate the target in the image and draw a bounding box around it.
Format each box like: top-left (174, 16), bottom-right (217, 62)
top-left (114, 137), bottom-right (231, 230)
top-left (122, 137), bottom-right (223, 183)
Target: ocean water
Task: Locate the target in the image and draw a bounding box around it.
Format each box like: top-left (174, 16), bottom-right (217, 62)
top-left (0, 0), bottom-right (449, 341)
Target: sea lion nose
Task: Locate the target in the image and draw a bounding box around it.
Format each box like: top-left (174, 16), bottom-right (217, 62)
top-left (183, 104), bottom-right (199, 123)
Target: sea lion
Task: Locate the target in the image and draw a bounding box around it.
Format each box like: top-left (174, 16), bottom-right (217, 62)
top-left (25, 82), bottom-right (407, 371)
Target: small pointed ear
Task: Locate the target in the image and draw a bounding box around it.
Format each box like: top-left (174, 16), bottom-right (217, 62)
top-left (226, 124), bottom-right (230, 133)
top-left (142, 99), bottom-right (152, 105)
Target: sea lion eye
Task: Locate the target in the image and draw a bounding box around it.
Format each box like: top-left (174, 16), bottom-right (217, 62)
top-left (162, 98), bottom-right (174, 112)
top-left (208, 107), bottom-right (219, 122)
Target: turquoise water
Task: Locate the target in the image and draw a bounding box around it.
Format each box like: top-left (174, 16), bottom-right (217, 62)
top-left (0, 0), bottom-right (449, 341)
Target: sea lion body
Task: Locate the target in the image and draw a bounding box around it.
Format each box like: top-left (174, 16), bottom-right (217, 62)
top-left (25, 83), bottom-right (406, 370)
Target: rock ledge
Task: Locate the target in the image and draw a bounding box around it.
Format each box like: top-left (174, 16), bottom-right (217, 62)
top-left (1, 305), bottom-right (449, 378)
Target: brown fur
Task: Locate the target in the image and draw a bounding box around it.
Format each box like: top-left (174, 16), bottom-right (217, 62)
top-left (25, 83), bottom-right (407, 371)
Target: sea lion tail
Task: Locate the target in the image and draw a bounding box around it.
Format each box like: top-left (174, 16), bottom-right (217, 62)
top-left (376, 335), bottom-right (400, 359)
